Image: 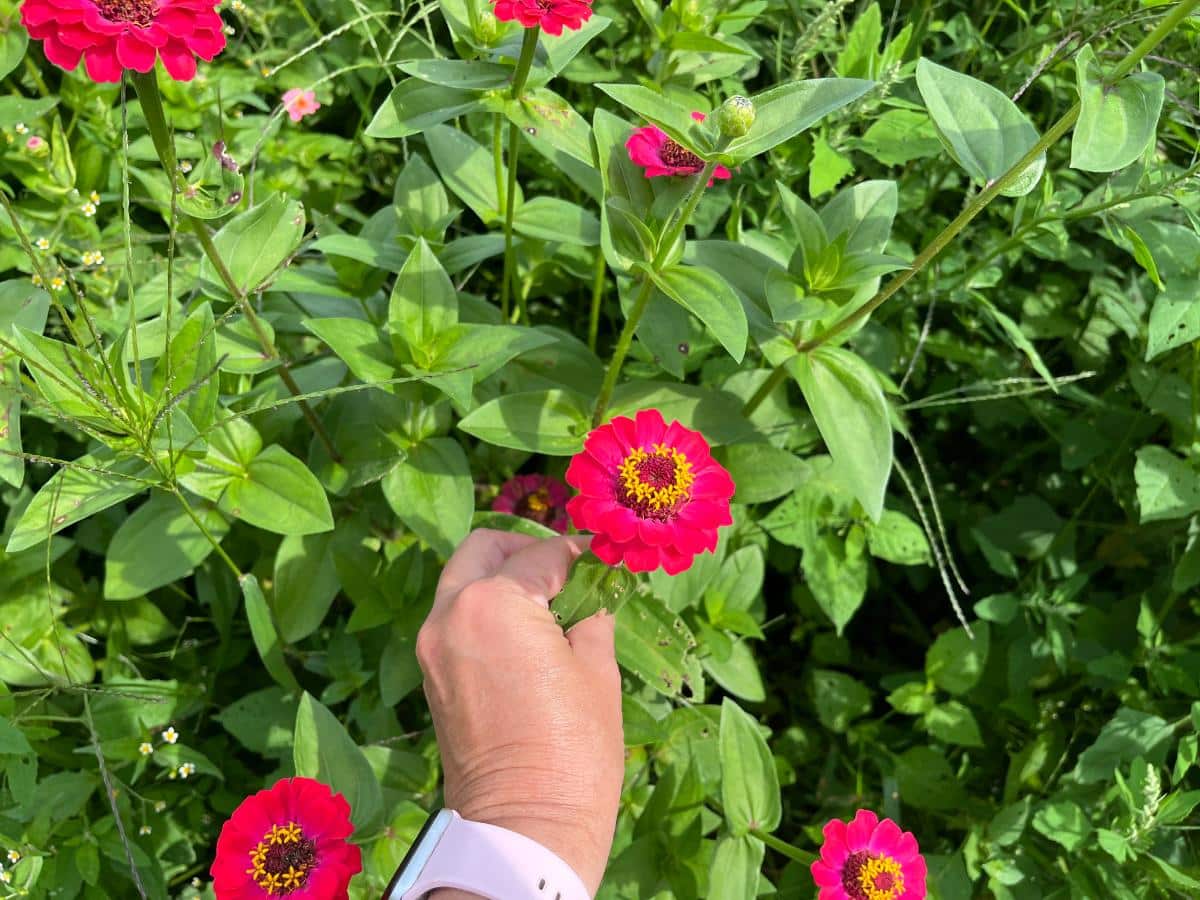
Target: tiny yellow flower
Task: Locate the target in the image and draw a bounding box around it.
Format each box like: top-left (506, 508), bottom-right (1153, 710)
top-left (14, 123), bottom-right (27, 135)
top-left (260, 67), bottom-right (270, 77)
top-left (161, 726), bottom-right (179, 745)
top-left (5, 851), bottom-right (17, 864)
top-left (139, 825), bottom-right (152, 836)
top-left (49, 277), bottom-right (65, 292)
top-left (80, 202), bottom-right (97, 217)
top-left (35, 238), bottom-right (49, 251)
top-left (89, 190), bottom-right (101, 204)
top-left (178, 762), bottom-right (196, 779)
top-left (138, 742), bottom-right (154, 756)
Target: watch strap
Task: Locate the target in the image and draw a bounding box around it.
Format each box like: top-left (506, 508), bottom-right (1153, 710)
top-left (394, 810), bottom-right (590, 900)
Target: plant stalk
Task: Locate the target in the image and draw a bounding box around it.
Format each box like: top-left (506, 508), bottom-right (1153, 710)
top-left (130, 70), bottom-right (342, 462)
top-left (500, 27), bottom-right (541, 324)
top-left (591, 161), bottom-right (716, 427)
top-left (742, 0), bottom-right (1200, 418)
top-left (588, 246), bottom-right (607, 352)
top-left (751, 828), bottom-right (817, 865)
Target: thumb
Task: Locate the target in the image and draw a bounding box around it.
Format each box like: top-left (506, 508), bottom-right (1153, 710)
top-left (566, 609), bottom-right (618, 677)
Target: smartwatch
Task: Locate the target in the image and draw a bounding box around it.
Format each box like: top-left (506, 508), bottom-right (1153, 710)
top-left (383, 809), bottom-right (591, 900)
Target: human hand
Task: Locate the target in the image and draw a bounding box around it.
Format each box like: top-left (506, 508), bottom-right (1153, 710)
top-left (416, 529), bottom-right (624, 897)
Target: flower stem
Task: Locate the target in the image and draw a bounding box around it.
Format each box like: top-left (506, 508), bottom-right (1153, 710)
top-left (500, 26), bottom-right (541, 325)
top-left (129, 70), bottom-right (342, 463)
top-left (751, 828), bottom-right (817, 865)
top-left (588, 246), bottom-right (607, 352)
top-left (591, 161), bottom-right (716, 427)
top-left (742, 0), bottom-right (1200, 418)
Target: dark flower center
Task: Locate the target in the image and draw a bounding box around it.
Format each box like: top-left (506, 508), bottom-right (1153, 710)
top-left (246, 823), bottom-right (318, 896)
top-left (96, 0), bottom-right (158, 27)
top-left (841, 850), bottom-right (905, 900)
top-left (660, 138), bottom-right (704, 170)
top-left (616, 445), bottom-right (693, 521)
top-left (515, 487), bottom-right (557, 526)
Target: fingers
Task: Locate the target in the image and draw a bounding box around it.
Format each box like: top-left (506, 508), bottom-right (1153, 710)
top-left (491, 535), bottom-right (592, 609)
top-left (434, 529), bottom-right (540, 613)
top-left (567, 611), bottom-right (619, 679)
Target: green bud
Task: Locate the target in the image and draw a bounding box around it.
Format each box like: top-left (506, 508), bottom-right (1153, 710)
top-left (475, 11), bottom-right (499, 44)
top-left (717, 95), bottom-right (756, 138)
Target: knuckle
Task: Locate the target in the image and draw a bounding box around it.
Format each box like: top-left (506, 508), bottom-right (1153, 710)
top-left (414, 625), bottom-right (441, 671)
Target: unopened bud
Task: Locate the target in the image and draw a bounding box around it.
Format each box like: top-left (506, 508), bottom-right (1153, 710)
top-left (717, 95), bottom-right (756, 138)
top-left (475, 11), bottom-right (499, 44)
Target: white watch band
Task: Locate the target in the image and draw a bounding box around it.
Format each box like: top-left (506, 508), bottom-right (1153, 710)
top-left (385, 810), bottom-right (591, 900)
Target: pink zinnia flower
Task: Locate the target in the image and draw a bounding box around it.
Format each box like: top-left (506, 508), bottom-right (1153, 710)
top-left (626, 111), bottom-right (732, 187)
top-left (20, 0), bottom-right (226, 83)
top-left (491, 0), bottom-right (593, 36)
top-left (211, 777), bottom-right (362, 899)
top-left (565, 409), bottom-right (734, 574)
top-left (811, 810), bottom-right (927, 900)
top-left (493, 473), bottom-right (570, 534)
top-left (282, 88), bottom-right (321, 123)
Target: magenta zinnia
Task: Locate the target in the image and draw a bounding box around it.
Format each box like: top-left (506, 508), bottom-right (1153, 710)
top-left (20, 0), bottom-right (226, 83)
top-left (211, 777), bottom-right (362, 899)
top-left (811, 810), bottom-right (927, 900)
top-left (491, 0), bottom-right (593, 36)
top-left (565, 409), bottom-right (734, 574)
top-left (626, 112), bottom-right (732, 186)
top-left (493, 473), bottom-right (570, 534)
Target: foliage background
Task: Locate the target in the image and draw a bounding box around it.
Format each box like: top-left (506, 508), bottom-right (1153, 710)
top-left (0, 0), bottom-right (1199, 897)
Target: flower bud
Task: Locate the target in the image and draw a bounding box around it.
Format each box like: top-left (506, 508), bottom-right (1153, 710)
top-left (475, 11), bottom-right (499, 44)
top-left (717, 95), bottom-right (756, 138)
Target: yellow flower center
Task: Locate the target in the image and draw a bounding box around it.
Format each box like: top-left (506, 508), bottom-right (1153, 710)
top-left (617, 444), bottom-right (693, 520)
top-left (525, 489), bottom-right (550, 513)
top-left (843, 851), bottom-right (904, 900)
top-left (246, 822), bottom-right (317, 896)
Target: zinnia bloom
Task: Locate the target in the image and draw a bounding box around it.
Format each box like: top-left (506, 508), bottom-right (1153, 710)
top-left (211, 777), bottom-right (362, 899)
top-left (626, 112), bottom-right (732, 186)
top-left (282, 88), bottom-right (321, 123)
top-left (565, 409), bottom-right (734, 574)
top-left (493, 473), bottom-right (570, 534)
top-left (20, 0), bottom-right (226, 83)
top-left (492, 0), bottom-right (593, 36)
top-left (811, 810), bottom-right (927, 900)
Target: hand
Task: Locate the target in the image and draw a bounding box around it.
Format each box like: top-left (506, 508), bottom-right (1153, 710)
top-left (416, 529), bottom-right (624, 898)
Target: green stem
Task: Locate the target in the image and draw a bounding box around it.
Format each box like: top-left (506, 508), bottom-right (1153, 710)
top-left (499, 27), bottom-right (541, 324)
top-left (588, 247), bottom-right (607, 352)
top-left (752, 829), bottom-right (817, 865)
top-left (742, 0), bottom-right (1200, 417)
top-left (591, 161), bottom-right (716, 427)
top-left (130, 70), bottom-right (342, 463)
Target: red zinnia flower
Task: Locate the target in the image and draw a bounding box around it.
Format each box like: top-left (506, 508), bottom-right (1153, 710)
top-left (20, 0), bottom-right (226, 83)
top-left (491, 0), bottom-right (593, 36)
top-left (626, 111), bottom-right (732, 187)
top-left (493, 473), bottom-right (570, 534)
top-left (811, 810), bottom-right (927, 900)
top-left (565, 409), bottom-right (734, 574)
top-left (211, 777), bottom-right (362, 899)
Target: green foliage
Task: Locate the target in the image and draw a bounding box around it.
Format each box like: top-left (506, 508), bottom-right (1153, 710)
top-left (1, 0), bottom-right (1199, 897)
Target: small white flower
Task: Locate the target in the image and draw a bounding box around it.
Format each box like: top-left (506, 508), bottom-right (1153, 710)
top-left (178, 160), bottom-right (193, 174)
top-left (191, 877), bottom-right (202, 888)
top-left (88, 190), bottom-right (101, 205)
top-left (154, 801), bottom-right (167, 813)
top-left (161, 727), bottom-right (179, 745)
top-left (49, 277), bottom-right (65, 292)
top-left (231, 0), bottom-right (244, 10)
top-left (0, 870), bottom-right (10, 884)
top-left (31, 274), bottom-right (42, 287)
top-left (14, 123), bottom-right (27, 135)
top-left (138, 826), bottom-right (152, 836)
top-left (80, 202), bottom-right (97, 217)
top-left (178, 763), bottom-right (196, 779)
top-left (138, 742), bottom-right (154, 756)
top-left (35, 238), bottom-right (49, 251)
top-left (5, 851), bottom-right (18, 864)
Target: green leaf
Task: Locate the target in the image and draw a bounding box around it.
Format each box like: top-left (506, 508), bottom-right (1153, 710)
top-left (865, 510), bottom-right (932, 565)
top-left (0, 715), bottom-right (33, 755)
top-left (538, 14), bottom-right (612, 77)
top-left (0, 96), bottom-right (57, 130)
top-left (388, 239), bottom-right (459, 360)
top-left (719, 699), bottom-right (781, 834)
top-left (365, 79), bottom-right (482, 138)
top-left (856, 108), bottom-right (942, 165)
top-left (393, 153), bottom-right (452, 240)
top-left (398, 59), bottom-right (512, 89)
top-left (820, 179), bottom-right (898, 254)
top-left (708, 835), bottom-right (764, 898)
top-left (202, 194), bottom-right (305, 296)
top-left (1073, 708), bottom-right (1175, 783)
top-left (811, 669), bottom-right (872, 733)
top-left (293, 693), bottom-right (384, 833)
top-left (221, 445), bottom-right (334, 535)
top-left (888, 682), bottom-right (935, 715)
top-left (552, 551), bottom-right (638, 631)
top-left (836, 2), bottom-right (882, 78)
top-left (803, 528), bottom-right (868, 634)
top-left (0, 27), bottom-right (30, 82)
top-left (1134, 446), bottom-right (1200, 523)
top-left (595, 84), bottom-right (706, 152)
top-left (614, 592), bottom-right (701, 700)
top-left (382, 437), bottom-right (474, 558)
top-left (915, 58), bottom-right (1044, 196)
top-left (643, 264), bottom-right (749, 363)
top-left (717, 443), bottom-right (807, 504)
top-left (426, 124), bottom-right (518, 224)
top-left (274, 533), bottom-right (341, 643)
top-left (1071, 44), bottom-right (1165, 172)
top-left (303, 317), bottom-right (398, 385)
top-left (7, 451), bottom-right (152, 553)
top-left (1032, 801), bottom-right (1092, 852)
top-left (514, 197), bottom-right (600, 246)
top-left (151, 303), bottom-right (219, 432)
top-left (504, 87), bottom-right (596, 169)
top-left (809, 134), bottom-right (853, 197)
top-left (1146, 282), bottom-right (1200, 361)
top-left (926, 623), bottom-right (989, 695)
top-left (241, 574), bottom-right (300, 693)
top-left (458, 389), bottom-right (590, 455)
top-left (896, 746), bottom-right (967, 810)
top-left (723, 78), bottom-right (874, 163)
top-left (104, 495), bottom-right (228, 600)
top-left (925, 701), bottom-right (984, 747)
top-left (703, 639), bottom-right (765, 702)
top-left (792, 347), bottom-right (892, 521)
